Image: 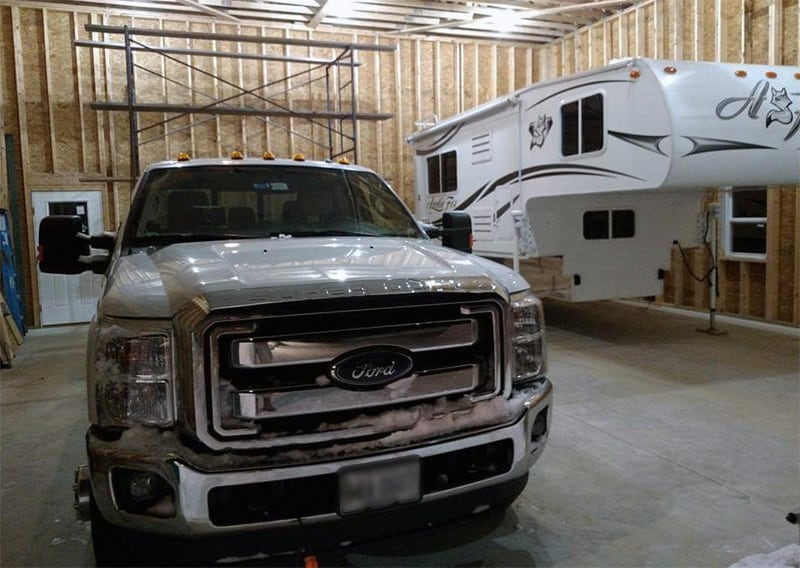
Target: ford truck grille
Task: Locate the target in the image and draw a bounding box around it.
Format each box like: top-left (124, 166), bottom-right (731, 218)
top-left (197, 294), bottom-right (503, 449)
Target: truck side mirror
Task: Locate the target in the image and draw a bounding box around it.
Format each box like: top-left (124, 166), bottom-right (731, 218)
top-left (441, 211), bottom-right (472, 253)
top-left (38, 215), bottom-right (114, 275)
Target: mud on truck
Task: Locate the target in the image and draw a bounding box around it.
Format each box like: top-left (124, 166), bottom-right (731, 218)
top-left (38, 154), bottom-right (552, 565)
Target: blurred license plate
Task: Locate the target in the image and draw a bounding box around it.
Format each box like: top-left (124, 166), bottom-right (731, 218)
top-left (339, 458), bottom-right (421, 515)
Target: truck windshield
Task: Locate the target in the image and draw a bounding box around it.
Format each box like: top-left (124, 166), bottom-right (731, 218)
top-left (126, 165), bottom-right (423, 247)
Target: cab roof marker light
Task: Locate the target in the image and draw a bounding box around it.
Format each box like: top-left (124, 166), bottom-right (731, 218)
top-left (176, 151), bottom-right (190, 161)
top-left (262, 151), bottom-right (276, 160)
top-left (293, 153), bottom-right (305, 161)
top-left (338, 156), bottom-right (350, 165)
top-left (230, 150), bottom-right (244, 160)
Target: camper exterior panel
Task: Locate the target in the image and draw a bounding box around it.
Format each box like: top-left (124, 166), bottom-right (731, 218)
top-left (652, 60), bottom-right (800, 188)
top-left (525, 191), bottom-right (705, 301)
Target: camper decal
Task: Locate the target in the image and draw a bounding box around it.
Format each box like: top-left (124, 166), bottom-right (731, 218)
top-left (715, 80), bottom-right (800, 141)
top-left (608, 131), bottom-right (669, 156)
top-left (767, 88), bottom-right (795, 127)
top-left (427, 194), bottom-right (457, 214)
top-left (413, 124), bottom-right (463, 156)
top-left (681, 137), bottom-right (775, 157)
top-left (528, 115), bottom-right (553, 149)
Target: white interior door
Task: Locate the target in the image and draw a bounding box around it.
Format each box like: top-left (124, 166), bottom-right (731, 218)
top-left (32, 191), bottom-right (105, 326)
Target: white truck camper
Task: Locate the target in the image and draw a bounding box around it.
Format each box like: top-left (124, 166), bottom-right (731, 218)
top-left (408, 57), bottom-right (800, 301)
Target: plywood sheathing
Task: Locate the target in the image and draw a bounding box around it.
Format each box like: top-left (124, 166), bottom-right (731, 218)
top-left (1, 1), bottom-right (798, 325)
top-left (536, 0), bottom-right (799, 325)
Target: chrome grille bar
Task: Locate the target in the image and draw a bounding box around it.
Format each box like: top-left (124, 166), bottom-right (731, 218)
top-left (234, 366), bottom-right (478, 419)
top-left (233, 320), bottom-right (477, 368)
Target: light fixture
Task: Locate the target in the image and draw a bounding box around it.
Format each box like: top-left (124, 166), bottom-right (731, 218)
top-left (326, 0), bottom-right (356, 19)
top-left (493, 10), bottom-right (517, 34)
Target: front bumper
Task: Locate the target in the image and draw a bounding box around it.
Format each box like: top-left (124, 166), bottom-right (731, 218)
top-left (81, 379), bottom-right (551, 538)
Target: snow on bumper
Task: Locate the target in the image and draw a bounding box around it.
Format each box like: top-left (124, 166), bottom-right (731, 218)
top-left (86, 380), bottom-right (552, 537)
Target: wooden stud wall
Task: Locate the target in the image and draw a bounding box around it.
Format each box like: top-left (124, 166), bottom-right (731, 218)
top-left (0, 0), bottom-right (798, 326)
top-left (536, 0), bottom-right (799, 326)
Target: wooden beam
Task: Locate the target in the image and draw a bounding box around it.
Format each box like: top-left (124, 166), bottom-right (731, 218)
top-left (187, 23), bottom-right (198, 158)
top-left (174, 0), bottom-right (241, 23)
top-left (210, 23), bottom-right (221, 157)
top-left (393, 40), bottom-right (403, 198)
top-left (490, 44), bottom-right (498, 98)
top-left (739, 262), bottom-right (751, 317)
top-left (352, 33), bottom-right (360, 163)
top-left (414, 39), bottom-right (422, 122)
top-left (308, 0), bottom-right (331, 29)
top-left (100, 13), bottom-right (120, 226)
top-left (693, 0), bottom-right (703, 60)
top-left (714, 0), bottom-right (726, 62)
top-left (765, 188), bottom-right (781, 320)
top-left (794, 188), bottom-right (800, 324)
top-left (160, 19), bottom-right (170, 160)
top-left (434, 41), bottom-right (441, 120)
top-left (672, 0), bottom-right (682, 60)
top-left (42, 9), bottom-right (58, 172)
top-left (767, 0), bottom-right (782, 66)
top-left (11, 6), bottom-right (40, 328)
top-left (373, 36), bottom-right (383, 174)
top-left (72, 13), bottom-right (88, 173)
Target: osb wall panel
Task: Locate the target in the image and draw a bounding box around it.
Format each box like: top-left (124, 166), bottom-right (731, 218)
top-left (536, 0), bottom-right (799, 325)
top-left (2, 1), bottom-right (798, 326)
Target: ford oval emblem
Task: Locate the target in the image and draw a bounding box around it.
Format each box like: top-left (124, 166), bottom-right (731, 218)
top-left (330, 347), bottom-right (414, 390)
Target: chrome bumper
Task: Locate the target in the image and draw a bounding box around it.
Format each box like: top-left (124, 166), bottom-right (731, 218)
top-left (82, 380), bottom-right (552, 537)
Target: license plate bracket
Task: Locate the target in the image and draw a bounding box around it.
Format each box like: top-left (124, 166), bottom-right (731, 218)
top-left (338, 457), bottom-right (421, 515)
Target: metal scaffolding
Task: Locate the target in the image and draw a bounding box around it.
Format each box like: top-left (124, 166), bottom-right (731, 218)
top-left (79, 24), bottom-right (396, 182)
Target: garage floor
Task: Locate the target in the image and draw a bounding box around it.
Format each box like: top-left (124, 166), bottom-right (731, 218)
top-left (1, 300), bottom-right (798, 567)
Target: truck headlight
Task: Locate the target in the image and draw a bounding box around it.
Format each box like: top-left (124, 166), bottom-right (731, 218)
top-left (511, 292), bottom-right (546, 384)
top-left (89, 320), bottom-right (174, 428)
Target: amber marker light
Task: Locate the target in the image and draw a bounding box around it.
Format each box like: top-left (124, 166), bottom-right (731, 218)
top-left (629, 69), bottom-right (640, 79)
top-left (765, 71), bottom-right (777, 79)
top-left (293, 152), bottom-right (306, 161)
top-left (735, 70), bottom-right (747, 77)
top-left (230, 150), bottom-right (244, 160)
top-left (262, 151), bottom-right (276, 160)
top-left (795, 72), bottom-right (800, 79)
top-left (176, 151), bottom-right (190, 161)
top-left (338, 156), bottom-right (350, 165)
top-left (664, 66), bottom-right (677, 74)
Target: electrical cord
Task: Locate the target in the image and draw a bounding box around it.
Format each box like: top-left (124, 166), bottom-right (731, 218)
top-left (675, 209), bottom-right (718, 289)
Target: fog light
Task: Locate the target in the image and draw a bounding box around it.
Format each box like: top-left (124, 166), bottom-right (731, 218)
top-left (112, 468), bottom-right (175, 517)
top-left (531, 407), bottom-right (548, 442)
top-left (129, 473), bottom-right (158, 501)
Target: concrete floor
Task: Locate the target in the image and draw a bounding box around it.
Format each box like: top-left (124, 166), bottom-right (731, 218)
top-left (1, 300), bottom-right (798, 567)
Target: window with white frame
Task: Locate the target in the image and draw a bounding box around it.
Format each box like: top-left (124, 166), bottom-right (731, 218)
top-left (723, 187), bottom-right (767, 259)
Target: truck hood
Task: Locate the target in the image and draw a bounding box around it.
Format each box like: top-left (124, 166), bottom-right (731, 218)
top-left (101, 237), bottom-right (528, 318)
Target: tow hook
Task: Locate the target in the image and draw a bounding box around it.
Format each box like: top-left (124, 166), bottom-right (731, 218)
top-left (73, 465), bottom-right (91, 522)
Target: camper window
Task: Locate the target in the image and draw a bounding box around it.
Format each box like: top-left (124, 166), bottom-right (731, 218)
top-left (427, 151), bottom-right (457, 194)
top-left (583, 209), bottom-right (635, 240)
top-left (561, 94), bottom-right (604, 156)
top-left (724, 187), bottom-right (767, 258)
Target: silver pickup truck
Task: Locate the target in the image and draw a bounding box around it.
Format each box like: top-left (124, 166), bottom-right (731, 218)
top-left (38, 154), bottom-right (552, 565)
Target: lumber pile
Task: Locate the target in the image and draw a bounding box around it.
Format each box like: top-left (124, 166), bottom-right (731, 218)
top-left (0, 291), bottom-right (22, 367)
